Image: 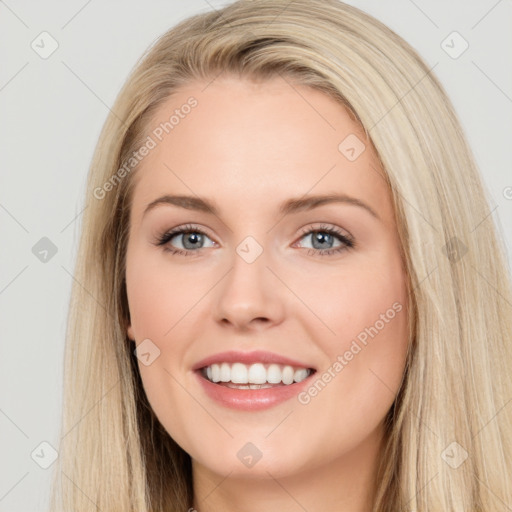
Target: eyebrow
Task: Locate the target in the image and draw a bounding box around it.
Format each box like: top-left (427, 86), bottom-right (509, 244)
top-left (143, 193), bottom-right (380, 220)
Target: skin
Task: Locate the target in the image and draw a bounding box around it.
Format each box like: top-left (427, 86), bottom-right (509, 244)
top-left (125, 75), bottom-right (410, 512)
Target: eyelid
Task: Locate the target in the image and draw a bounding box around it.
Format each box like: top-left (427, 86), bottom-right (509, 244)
top-left (155, 223), bottom-right (216, 244)
top-left (155, 221), bottom-right (355, 256)
top-left (296, 222), bottom-right (353, 242)
top-left (155, 222), bottom-right (351, 243)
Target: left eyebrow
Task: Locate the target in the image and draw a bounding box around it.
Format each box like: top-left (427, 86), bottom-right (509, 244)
top-left (279, 193), bottom-right (380, 220)
top-left (143, 193), bottom-right (380, 221)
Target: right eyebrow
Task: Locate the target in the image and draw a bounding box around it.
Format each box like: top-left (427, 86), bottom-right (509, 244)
top-left (143, 195), bottom-right (218, 217)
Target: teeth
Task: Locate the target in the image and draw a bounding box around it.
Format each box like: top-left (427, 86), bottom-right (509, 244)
top-left (282, 365), bottom-right (294, 385)
top-left (211, 364), bottom-right (220, 383)
top-left (248, 363), bottom-right (266, 384)
top-left (267, 364), bottom-right (282, 384)
top-left (202, 362), bottom-right (312, 385)
top-left (293, 368), bottom-right (309, 382)
top-left (231, 363), bottom-right (248, 383)
top-left (220, 362), bottom-right (231, 382)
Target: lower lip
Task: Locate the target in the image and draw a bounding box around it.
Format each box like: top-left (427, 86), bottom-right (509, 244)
top-left (195, 370), bottom-right (315, 411)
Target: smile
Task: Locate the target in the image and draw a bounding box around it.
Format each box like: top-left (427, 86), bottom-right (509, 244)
top-left (193, 350), bottom-right (317, 411)
top-left (202, 362), bottom-right (312, 388)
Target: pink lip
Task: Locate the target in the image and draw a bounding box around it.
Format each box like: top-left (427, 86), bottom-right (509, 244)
top-left (192, 350), bottom-right (316, 411)
top-left (194, 370), bottom-right (316, 411)
top-left (192, 350), bottom-right (315, 371)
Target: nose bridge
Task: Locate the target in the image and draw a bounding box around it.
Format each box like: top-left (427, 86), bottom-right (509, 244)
top-left (214, 233), bottom-right (283, 327)
top-left (226, 235), bottom-right (270, 304)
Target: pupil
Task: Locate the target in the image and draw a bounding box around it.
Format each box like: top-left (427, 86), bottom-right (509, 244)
top-left (314, 232), bottom-right (332, 249)
top-left (184, 232), bottom-right (201, 249)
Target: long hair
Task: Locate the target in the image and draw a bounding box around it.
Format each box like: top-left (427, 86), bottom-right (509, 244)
top-left (49, 1), bottom-right (512, 510)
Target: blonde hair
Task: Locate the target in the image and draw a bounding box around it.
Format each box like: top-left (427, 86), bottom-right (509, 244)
top-left (49, 0), bottom-right (512, 510)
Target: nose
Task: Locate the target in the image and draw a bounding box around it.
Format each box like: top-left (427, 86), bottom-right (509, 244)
top-left (212, 245), bottom-right (286, 331)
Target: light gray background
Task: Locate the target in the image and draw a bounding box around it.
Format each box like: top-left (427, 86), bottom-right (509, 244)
top-left (1, 1), bottom-right (511, 510)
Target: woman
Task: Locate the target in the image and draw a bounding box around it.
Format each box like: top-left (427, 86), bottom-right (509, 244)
top-left (49, 0), bottom-right (512, 510)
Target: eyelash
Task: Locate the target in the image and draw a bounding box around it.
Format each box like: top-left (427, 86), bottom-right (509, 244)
top-left (155, 223), bottom-right (355, 257)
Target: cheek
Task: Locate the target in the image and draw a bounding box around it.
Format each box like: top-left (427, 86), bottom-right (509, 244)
top-left (306, 261), bottom-right (408, 344)
top-left (293, 269), bottom-right (408, 453)
top-left (125, 249), bottom-right (200, 338)
top-left (308, 257), bottom-right (409, 393)
top-left (125, 250), bottom-right (204, 443)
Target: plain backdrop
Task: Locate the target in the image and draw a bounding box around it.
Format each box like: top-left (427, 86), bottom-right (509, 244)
top-left (0, 1), bottom-right (511, 510)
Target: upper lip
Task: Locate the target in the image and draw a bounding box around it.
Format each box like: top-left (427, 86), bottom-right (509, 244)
top-left (192, 350), bottom-right (316, 371)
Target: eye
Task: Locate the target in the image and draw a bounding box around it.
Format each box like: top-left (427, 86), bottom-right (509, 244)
top-left (155, 224), bottom-right (216, 256)
top-left (154, 222), bottom-right (355, 257)
top-left (294, 223), bottom-right (355, 256)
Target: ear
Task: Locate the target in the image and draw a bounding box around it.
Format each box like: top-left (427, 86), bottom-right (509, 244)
top-left (127, 323), bottom-right (135, 341)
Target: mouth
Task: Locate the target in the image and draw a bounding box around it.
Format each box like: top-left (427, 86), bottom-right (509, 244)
top-left (199, 362), bottom-right (315, 389)
top-left (192, 351), bottom-right (317, 410)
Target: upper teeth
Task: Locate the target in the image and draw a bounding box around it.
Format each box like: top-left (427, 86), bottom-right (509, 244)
top-left (203, 363), bottom-right (311, 385)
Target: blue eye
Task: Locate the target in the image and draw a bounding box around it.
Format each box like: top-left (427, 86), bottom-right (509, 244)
top-left (155, 223), bottom-right (355, 257)
top-left (295, 224), bottom-right (355, 256)
top-left (156, 224), bottom-right (215, 256)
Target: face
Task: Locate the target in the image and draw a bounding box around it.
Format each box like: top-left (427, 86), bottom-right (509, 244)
top-left (125, 75), bottom-right (410, 482)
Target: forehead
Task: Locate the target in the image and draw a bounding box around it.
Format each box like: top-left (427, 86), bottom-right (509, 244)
top-left (129, 75), bottom-right (392, 225)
